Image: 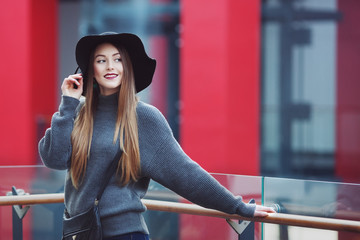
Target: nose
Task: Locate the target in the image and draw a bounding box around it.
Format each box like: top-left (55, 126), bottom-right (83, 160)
top-left (106, 61), bottom-right (114, 70)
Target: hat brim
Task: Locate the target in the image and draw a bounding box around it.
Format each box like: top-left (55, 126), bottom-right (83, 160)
top-left (75, 33), bottom-right (156, 94)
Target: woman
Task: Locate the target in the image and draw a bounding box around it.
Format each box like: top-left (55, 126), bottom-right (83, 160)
top-left (39, 32), bottom-right (274, 240)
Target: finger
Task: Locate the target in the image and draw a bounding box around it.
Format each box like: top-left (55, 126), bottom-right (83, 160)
top-left (65, 77), bottom-right (81, 86)
top-left (67, 74), bottom-right (83, 81)
top-left (256, 205), bottom-right (276, 213)
top-left (69, 73), bottom-right (82, 78)
top-left (254, 211), bottom-right (269, 217)
top-left (77, 76), bottom-right (84, 86)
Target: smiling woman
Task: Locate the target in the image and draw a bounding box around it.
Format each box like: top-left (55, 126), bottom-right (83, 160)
top-left (38, 32), bottom-right (274, 240)
top-left (93, 43), bottom-right (124, 96)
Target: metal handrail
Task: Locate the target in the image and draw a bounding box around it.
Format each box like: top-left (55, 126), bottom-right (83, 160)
top-left (0, 193), bottom-right (360, 233)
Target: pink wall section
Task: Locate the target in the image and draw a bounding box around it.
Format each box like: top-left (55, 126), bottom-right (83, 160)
top-left (335, 2), bottom-right (360, 238)
top-left (180, 0), bottom-right (260, 176)
top-left (0, 0), bottom-right (57, 166)
top-left (336, 0), bottom-right (360, 183)
top-left (150, 36), bottom-right (168, 116)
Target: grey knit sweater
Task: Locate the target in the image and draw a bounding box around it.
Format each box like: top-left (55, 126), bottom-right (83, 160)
top-left (38, 93), bottom-right (255, 238)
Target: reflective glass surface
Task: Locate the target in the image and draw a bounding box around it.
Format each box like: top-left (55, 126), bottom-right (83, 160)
top-left (1, 166), bottom-right (359, 239)
top-left (0, 166), bottom-right (65, 240)
top-left (0, 166), bottom-right (263, 240)
top-left (263, 177), bottom-right (360, 239)
top-left (143, 173), bottom-right (263, 240)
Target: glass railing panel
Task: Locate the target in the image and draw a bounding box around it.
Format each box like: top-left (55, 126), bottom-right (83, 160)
top-left (0, 165), bottom-right (66, 196)
top-left (0, 165), bottom-right (66, 240)
top-left (263, 177), bottom-right (360, 239)
top-left (144, 173), bottom-right (263, 240)
top-left (263, 177), bottom-right (360, 220)
top-left (0, 166), bottom-right (262, 240)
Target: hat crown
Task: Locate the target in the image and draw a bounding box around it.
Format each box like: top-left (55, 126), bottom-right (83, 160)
top-left (75, 32), bottom-right (156, 95)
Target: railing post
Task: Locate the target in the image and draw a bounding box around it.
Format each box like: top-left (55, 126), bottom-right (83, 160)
top-left (238, 219), bottom-right (254, 240)
top-left (7, 187), bottom-right (30, 240)
top-left (12, 205), bottom-right (23, 240)
top-left (239, 199), bottom-right (255, 240)
top-left (227, 199), bottom-right (255, 240)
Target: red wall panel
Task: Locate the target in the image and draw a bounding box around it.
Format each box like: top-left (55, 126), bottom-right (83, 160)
top-left (180, 0), bottom-right (261, 239)
top-left (336, 0), bottom-right (360, 183)
top-left (336, 3), bottom-right (360, 238)
top-left (0, 0), bottom-right (57, 166)
top-left (180, 0), bottom-right (260, 175)
top-left (0, 0), bottom-right (57, 238)
top-left (0, 1), bottom-right (32, 165)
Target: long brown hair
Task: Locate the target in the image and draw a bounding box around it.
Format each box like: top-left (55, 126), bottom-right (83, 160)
top-left (70, 43), bottom-right (140, 189)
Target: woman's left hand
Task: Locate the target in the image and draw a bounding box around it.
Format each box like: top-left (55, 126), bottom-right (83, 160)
top-left (253, 205), bottom-right (276, 217)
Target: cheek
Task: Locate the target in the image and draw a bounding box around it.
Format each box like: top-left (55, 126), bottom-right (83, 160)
top-left (118, 62), bottom-right (124, 72)
top-left (93, 64), bottom-right (102, 77)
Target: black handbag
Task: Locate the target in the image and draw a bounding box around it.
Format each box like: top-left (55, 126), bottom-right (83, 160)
top-left (62, 151), bottom-right (121, 240)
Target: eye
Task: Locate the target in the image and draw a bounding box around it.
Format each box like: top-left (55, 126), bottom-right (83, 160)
top-left (96, 59), bottom-right (105, 63)
top-left (115, 58), bottom-right (122, 62)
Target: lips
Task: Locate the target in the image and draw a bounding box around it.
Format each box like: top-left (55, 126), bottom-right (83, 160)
top-left (104, 73), bottom-right (118, 79)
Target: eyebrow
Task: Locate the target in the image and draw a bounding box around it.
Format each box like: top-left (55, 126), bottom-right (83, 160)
top-left (94, 53), bottom-right (121, 58)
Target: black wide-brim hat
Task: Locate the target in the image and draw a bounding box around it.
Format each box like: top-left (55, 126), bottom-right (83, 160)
top-left (75, 32), bottom-right (156, 94)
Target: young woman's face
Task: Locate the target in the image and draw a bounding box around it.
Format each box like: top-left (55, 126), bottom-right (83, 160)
top-left (93, 43), bottom-right (124, 96)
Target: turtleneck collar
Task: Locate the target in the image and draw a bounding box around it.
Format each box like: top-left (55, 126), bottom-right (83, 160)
top-left (97, 92), bottom-right (118, 111)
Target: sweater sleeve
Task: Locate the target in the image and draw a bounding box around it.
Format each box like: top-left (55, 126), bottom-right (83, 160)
top-left (140, 106), bottom-right (256, 218)
top-left (38, 96), bottom-right (81, 170)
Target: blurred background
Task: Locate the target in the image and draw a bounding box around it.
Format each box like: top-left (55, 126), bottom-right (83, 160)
top-left (1, 0), bottom-right (360, 239)
top-left (1, 0), bottom-right (359, 183)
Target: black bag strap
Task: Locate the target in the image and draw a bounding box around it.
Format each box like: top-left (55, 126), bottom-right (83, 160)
top-left (96, 150), bottom-right (122, 201)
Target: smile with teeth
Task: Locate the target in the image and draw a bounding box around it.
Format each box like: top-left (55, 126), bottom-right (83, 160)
top-left (104, 73), bottom-right (118, 79)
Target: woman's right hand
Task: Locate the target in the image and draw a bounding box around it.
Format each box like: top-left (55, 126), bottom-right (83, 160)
top-left (253, 204), bottom-right (276, 217)
top-left (61, 74), bottom-right (83, 99)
